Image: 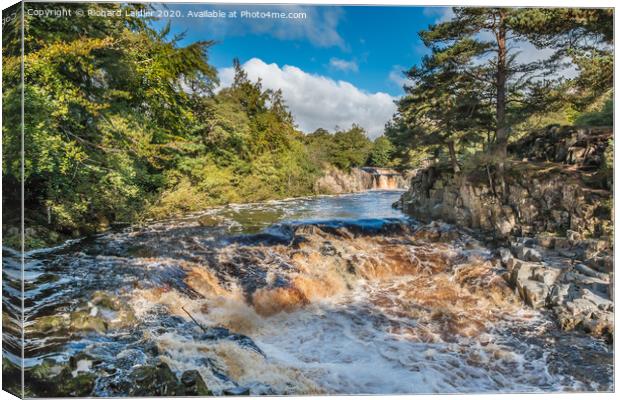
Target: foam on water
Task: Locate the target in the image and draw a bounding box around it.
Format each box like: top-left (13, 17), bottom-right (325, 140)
top-left (2, 191), bottom-right (613, 395)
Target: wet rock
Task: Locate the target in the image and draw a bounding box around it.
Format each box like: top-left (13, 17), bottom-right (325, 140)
top-left (562, 272), bottom-right (609, 295)
top-left (33, 292), bottom-right (137, 337)
top-left (320, 241), bottom-right (338, 256)
top-left (90, 290), bottom-right (137, 329)
top-left (200, 326), bottom-right (231, 340)
top-left (412, 222), bottom-right (459, 242)
top-left (498, 247), bottom-right (513, 267)
top-left (200, 357), bottom-right (232, 382)
top-left (70, 311), bottom-right (107, 333)
top-left (143, 341), bottom-right (160, 357)
top-left (181, 370), bottom-right (212, 396)
top-left (548, 283), bottom-right (572, 307)
top-left (69, 353), bottom-right (96, 371)
top-left (511, 243), bottom-right (542, 262)
top-left (531, 265), bottom-right (563, 286)
top-left (228, 334), bottom-right (266, 356)
top-left (91, 290), bottom-right (122, 310)
top-left (199, 327), bottom-right (265, 357)
top-left (29, 358), bottom-right (64, 381)
top-left (566, 230), bottom-right (581, 241)
top-left (574, 263), bottom-right (609, 281)
top-left (518, 280), bottom-right (548, 309)
top-left (553, 237), bottom-right (572, 251)
top-left (31, 314), bottom-right (70, 334)
top-left (508, 260), bottom-right (536, 285)
top-left (60, 370), bottom-right (97, 397)
top-left (550, 281), bottom-right (614, 341)
top-left (585, 254), bottom-right (612, 273)
top-left (501, 239), bottom-right (614, 341)
top-left (581, 288), bottom-right (614, 312)
top-left (27, 360), bottom-right (97, 397)
top-left (537, 236), bottom-right (555, 249)
top-left (129, 362), bottom-right (181, 396)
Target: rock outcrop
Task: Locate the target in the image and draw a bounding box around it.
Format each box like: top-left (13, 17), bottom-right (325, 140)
top-left (499, 237), bottom-right (613, 342)
top-left (397, 126), bottom-right (612, 240)
top-left (397, 162), bottom-right (611, 239)
top-left (508, 125), bottom-right (612, 167)
top-left (396, 126), bottom-right (613, 339)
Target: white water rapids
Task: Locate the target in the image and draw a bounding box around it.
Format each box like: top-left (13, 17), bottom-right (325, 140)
top-left (2, 191), bottom-right (613, 396)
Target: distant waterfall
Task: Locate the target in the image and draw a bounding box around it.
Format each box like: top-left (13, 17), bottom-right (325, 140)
top-left (363, 167), bottom-right (405, 190)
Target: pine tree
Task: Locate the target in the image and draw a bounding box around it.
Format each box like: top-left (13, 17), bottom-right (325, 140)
top-left (420, 8), bottom-right (560, 159)
top-left (509, 8), bottom-right (613, 107)
top-left (392, 44), bottom-right (492, 173)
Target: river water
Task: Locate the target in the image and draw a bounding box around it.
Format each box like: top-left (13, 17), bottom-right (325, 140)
top-left (2, 190), bottom-right (613, 395)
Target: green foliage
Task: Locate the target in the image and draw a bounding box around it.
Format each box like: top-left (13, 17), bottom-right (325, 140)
top-left (509, 8), bottom-right (613, 107)
top-left (574, 95), bottom-right (613, 127)
top-left (331, 125), bottom-right (373, 169)
top-left (368, 136), bottom-right (396, 167)
top-left (304, 125), bottom-right (373, 170)
top-left (389, 41), bottom-right (495, 171)
top-left (147, 63), bottom-right (323, 218)
top-left (386, 6), bottom-right (614, 177)
top-left (2, 2), bottom-right (345, 246)
top-left (5, 3), bottom-right (219, 237)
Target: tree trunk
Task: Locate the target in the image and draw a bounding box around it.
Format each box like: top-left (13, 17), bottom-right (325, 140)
top-left (447, 141), bottom-right (460, 173)
top-left (495, 9), bottom-right (508, 156)
top-left (495, 9), bottom-right (508, 158)
top-left (494, 9), bottom-right (508, 200)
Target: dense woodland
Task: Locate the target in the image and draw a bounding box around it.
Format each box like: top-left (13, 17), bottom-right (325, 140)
top-left (1, 4), bottom-right (614, 247)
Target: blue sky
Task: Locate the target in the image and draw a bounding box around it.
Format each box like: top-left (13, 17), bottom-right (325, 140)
top-left (155, 4), bottom-right (442, 95)
top-left (150, 4), bottom-right (449, 137)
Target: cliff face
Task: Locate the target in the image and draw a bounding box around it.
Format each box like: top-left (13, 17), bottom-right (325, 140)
top-left (315, 166), bottom-right (406, 194)
top-left (398, 126), bottom-right (612, 240)
top-left (396, 126), bottom-right (614, 340)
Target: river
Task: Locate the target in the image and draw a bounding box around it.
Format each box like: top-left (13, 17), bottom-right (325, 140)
top-left (1, 190), bottom-right (613, 396)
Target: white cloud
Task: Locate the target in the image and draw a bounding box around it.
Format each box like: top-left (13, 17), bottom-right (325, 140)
top-left (423, 7), bottom-right (455, 23)
top-left (218, 58), bottom-right (397, 139)
top-left (388, 65), bottom-right (409, 88)
top-left (329, 58), bottom-right (358, 72)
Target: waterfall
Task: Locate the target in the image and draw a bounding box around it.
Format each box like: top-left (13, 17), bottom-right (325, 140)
top-left (363, 167), bottom-right (404, 190)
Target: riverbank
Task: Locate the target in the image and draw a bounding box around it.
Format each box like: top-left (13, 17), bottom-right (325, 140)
top-left (2, 166), bottom-right (408, 252)
top-left (395, 126), bottom-right (614, 341)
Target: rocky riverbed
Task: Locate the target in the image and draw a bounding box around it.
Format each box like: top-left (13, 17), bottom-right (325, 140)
top-left (2, 191), bottom-right (614, 396)
top-left (396, 126), bottom-right (614, 343)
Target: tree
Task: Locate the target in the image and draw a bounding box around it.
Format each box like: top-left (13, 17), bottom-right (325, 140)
top-left (4, 2), bottom-right (219, 235)
top-left (509, 8), bottom-right (613, 107)
top-left (304, 128), bottom-right (335, 166)
top-left (368, 136), bottom-right (396, 167)
top-left (420, 8), bottom-right (561, 159)
top-left (390, 44), bottom-right (492, 173)
top-left (332, 125), bottom-right (373, 169)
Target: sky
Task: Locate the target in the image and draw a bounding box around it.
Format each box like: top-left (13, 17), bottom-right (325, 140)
top-left (147, 4), bottom-right (450, 138)
top-left (149, 4), bottom-right (559, 138)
